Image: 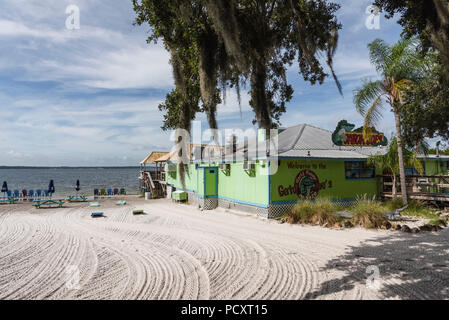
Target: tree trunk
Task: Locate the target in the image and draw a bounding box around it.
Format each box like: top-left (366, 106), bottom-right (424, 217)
top-left (430, 0), bottom-right (449, 73)
top-left (393, 108), bottom-right (408, 205)
top-left (392, 174), bottom-right (397, 198)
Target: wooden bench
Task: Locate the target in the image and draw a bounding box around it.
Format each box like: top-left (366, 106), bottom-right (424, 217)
top-left (33, 199), bottom-right (65, 209)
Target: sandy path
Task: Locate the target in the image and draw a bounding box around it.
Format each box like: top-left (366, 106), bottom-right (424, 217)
top-left (0, 198), bottom-right (447, 300)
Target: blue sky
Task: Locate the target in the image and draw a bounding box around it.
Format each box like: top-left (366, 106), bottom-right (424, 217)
top-left (0, 0), bottom-right (404, 166)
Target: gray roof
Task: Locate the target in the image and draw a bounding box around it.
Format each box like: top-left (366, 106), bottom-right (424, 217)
top-left (214, 124), bottom-right (388, 161)
top-left (418, 154), bottom-right (449, 160)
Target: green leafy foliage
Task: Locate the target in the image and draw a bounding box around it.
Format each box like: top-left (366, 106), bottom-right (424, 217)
top-left (374, 0), bottom-right (449, 72)
top-left (400, 51), bottom-right (449, 146)
top-left (133, 0), bottom-right (343, 131)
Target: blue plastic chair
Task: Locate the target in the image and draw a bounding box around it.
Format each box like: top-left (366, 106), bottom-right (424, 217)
top-left (28, 190), bottom-right (34, 200)
top-left (7, 190), bottom-right (12, 197)
top-left (36, 189), bottom-right (42, 198)
top-left (13, 190), bottom-right (20, 198)
top-left (44, 189), bottom-right (50, 197)
top-left (107, 188), bottom-right (113, 196)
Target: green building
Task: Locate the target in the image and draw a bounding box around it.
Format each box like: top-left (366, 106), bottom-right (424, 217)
top-left (166, 123), bottom-right (449, 218)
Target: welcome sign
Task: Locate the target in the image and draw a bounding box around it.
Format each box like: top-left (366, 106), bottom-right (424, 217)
top-left (332, 120), bottom-right (388, 147)
top-left (278, 169), bottom-right (333, 200)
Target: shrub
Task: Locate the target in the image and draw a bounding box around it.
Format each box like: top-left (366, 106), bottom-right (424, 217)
top-left (405, 200), bottom-right (438, 219)
top-left (287, 199), bottom-right (341, 227)
top-left (385, 198), bottom-right (405, 211)
top-left (351, 199), bottom-right (389, 229)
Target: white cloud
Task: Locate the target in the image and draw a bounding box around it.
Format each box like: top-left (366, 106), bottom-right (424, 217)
top-left (0, 0), bottom-right (408, 166)
top-left (76, 46), bottom-right (172, 89)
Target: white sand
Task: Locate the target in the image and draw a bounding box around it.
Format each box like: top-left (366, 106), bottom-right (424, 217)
top-left (0, 198), bottom-right (447, 300)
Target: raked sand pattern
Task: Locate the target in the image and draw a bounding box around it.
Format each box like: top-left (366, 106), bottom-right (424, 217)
top-left (0, 198), bottom-right (448, 300)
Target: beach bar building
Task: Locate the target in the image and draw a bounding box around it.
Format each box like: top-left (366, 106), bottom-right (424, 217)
top-left (165, 122), bottom-right (449, 219)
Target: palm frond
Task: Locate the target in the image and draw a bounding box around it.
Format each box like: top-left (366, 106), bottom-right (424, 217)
top-left (353, 79), bottom-right (386, 116)
top-left (407, 153), bottom-right (424, 175)
top-left (391, 78), bottom-right (412, 103)
top-left (368, 39), bottom-right (391, 74)
top-left (387, 38), bottom-right (422, 80)
top-left (362, 95), bottom-right (384, 139)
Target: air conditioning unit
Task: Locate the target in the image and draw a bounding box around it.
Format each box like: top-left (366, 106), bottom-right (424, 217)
top-left (243, 161), bottom-right (255, 171)
top-left (220, 163), bottom-right (230, 170)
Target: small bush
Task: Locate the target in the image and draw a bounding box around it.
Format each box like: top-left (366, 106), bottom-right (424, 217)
top-left (383, 199), bottom-right (438, 220)
top-left (385, 198), bottom-right (405, 211)
top-left (287, 199), bottom-right (341, 227)
top-left (351, 200), bottom-right (389, 229)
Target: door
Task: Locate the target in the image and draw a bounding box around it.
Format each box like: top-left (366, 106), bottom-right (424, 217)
top-left (204, 168), bottom-right (218, 197)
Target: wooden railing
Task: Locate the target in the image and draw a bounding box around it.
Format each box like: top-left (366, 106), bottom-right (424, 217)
top-left (379, 174), bottom-right (449, 202)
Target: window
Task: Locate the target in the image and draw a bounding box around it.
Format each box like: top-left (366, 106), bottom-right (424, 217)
top-left (406, 161), bottom-right (425, 175)
top-left (345, 161), bottom-right (375, 180)
top-left (405, 167), bottom-right (419, 175)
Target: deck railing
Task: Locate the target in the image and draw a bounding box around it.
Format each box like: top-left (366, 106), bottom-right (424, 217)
top-left (379, 174), bottom-right (449, 202)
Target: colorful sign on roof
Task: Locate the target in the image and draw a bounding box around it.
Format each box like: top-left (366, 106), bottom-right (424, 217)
top-left (332, 120), bottom-right (388, 147)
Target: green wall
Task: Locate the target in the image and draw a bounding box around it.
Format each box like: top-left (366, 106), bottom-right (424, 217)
top-left (217, 162), bottom-right (269, 207)
top-left (424, 159), bottom-right (449, 175)
top-left (270, 159), bottom-right (379, 204)
top-left (422, 159), bottom-right (449, 193)
top-left (166, 163), bottom-right (199, 194)
top-left (166, 161), bottom-right (269, 206)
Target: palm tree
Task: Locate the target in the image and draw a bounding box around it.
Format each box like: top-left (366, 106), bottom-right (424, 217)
top-left (367, 137), bottom-right (424, 198)
top-left (353, 38), bottom-right (424, 205)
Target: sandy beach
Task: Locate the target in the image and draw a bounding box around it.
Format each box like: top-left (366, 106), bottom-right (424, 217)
top-left (0, 197), bottom-right (447, 300)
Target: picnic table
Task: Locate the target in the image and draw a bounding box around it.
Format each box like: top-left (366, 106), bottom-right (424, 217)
top-left (67, 195), bottom-right (88, 202)
top-left (33, 199), bottom-right (65, 209)
top-left (0, 197), bottom-right (16, 205)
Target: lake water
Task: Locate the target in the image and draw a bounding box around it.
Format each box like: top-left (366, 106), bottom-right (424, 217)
top-left (0, 167), bottom-right (143, 196)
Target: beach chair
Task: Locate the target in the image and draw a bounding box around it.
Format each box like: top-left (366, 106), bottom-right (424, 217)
top-left (94, 189), bottom-right (99, 196)
top-left (120, 188), bottom-right (126, 195)
top-left (107, 188), bottom-right (113, 196)
top-left (29, 190), bottom-right (34, 199)
top-left (44, 189), bottom-right (50, 198)
top-left (113, 188), bottom-right (119, 196)
top-left (36, 189), bottom-right (42, 198)
top-left (7, 190), bottom-right (12, 198)
top-left (100, 189), bottom-right (106, 196)
top-left (22, 189), bottom-right (28, 199)
top-left (13, 190), bottom-right (20, 199)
